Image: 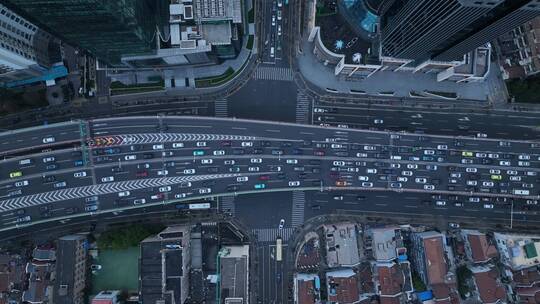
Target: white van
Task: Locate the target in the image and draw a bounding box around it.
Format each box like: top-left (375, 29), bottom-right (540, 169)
top-left (19, 159), bottom-right (33, 165)
top-left (514, 189), bottom-right (530, 195)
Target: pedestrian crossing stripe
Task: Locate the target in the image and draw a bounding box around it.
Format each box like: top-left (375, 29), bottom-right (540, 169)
top-left (252, 228), bottom-right (294, 242)
top-left (215, 98), bottom-right (228, 118)
top-left (291, 191), bottom-right (305, 227)
top-left (254, 66), bottom-right (293, 81)
top-left (296, 92), bottom-right (311, 124)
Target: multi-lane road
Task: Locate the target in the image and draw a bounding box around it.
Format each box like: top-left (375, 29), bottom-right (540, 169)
top-left (0, 116), bottom-right (539, 232)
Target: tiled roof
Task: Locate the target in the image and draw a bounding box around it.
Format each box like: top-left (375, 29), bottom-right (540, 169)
top-left (327, 270), bottom-right (359, 304)
top-left (297, 278), bottom-right (316, 304)
top-left (468, 234), bottom-right (498, 263)
top-left (516, 285), bottom-right (540, 303)
top-left (380, 297), bottom-right (400, 304)
top-left (513, 267), bottom-right (540, 287)
top-left (473, 269), bottom-right (505, 304)
top-left (423, 235), bottom-right (447, 285)
top-left (377, 263), bottom-right (404, 297)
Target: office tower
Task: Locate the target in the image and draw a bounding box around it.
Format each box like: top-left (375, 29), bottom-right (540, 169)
top-left (3, 0), bottom-right (168, 65)
top-left (0, 3), bottom-right (61, 86)
top-left (380, 0), bottom-right (540, 63)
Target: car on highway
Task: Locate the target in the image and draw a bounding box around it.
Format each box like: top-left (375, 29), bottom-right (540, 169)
top-left (15, 180), bottom-right (29, 187)
top-left (435, 200), bottom-right (446, 206)
top-left (507, 170), bottom-right (518, 175)
top-left (333, 195), bottom-right (344, 200)
top-left (499, 141), bottom-right (511, 147)
top-left (118, 191), bottom-right (130, 197)
top-left (74, 171), bottom-right (87, 178)
top-left (101, 176), bottom-right (114, 183)
top-left (518, 161), bottom-right (530, 167)
top-left (174, 193), bottom-right (188, 199)
top-left (449, 223), bottom-right (460, 229)
top-left (491, 175), bottom-right (502, 180)
top-left (251, 158), bottom-right (263, 163)
top-left (407, 164), bottom-right (418, 169)
top-left (424, 185), bottom-right (435, 190)
top-left (288, 181), bottom-right (300, 187)
top-left (415, 177), bottom-right (427, 184)
top-left (172, 143), bottom-right (184, 148)
top-left (475, 153), bottom-right (487, 158)
top-left (85, 204), bottom-right (98, 212)
top-left (241, 141), bottom-right (253, 147)
top-left (426, 165), bottom-right (438, 170)
top-left (469, 197), bottom-right (480, 202)
top-left (461, 159), bottom-right (473, 164)
top-left (279, 219), bottom-right (285, 229)
top-left (151, 193), bottom-right (164, 200)
top-left (361, 182), bottom-right (373, 188)
top-left (201, 159), bottom-right (213, 164)
top-left (45, 163), bottom-right (58, 170)
top-left (437, 145), bottom-right (448, 150)
top-left (499, 160), bottom-right (511, 166)
top-left (193, 150), bottom-right (205, 156)
top-left (390, 182), bottom-right (402, 188)
top-left (199, 188), bottom-right (212, 194)
top-left (462, 151), bottom-right (473, 157)
top-left (183, 169), bottom-right (195, 174)
top-left (157, 170), bottom-right (168, 176)
top-left (482, 181), bottom-right (494, 187)
top-left (133, 198), bottom-right (146, 205)
top-left (42, 136), bottom-right (56, 144)
top-left (248, 167), bottom-right (260, 172)
top-left (16, 215), bottom-right (31, 223)
top-left (152, 144), bottom-right (164, 150)
top-left (286, 159), bottom-right (298, 164)
top-left (53, 181), bottom-right (67, 188)
top-left (125, 155), bottom-right (136, 160)
top-left (397, 177), bottom-right (408, 182)
top-left (358, 176), bottom-right (369, 181)
top-left (254, 183), bottom-right (266, 189)
top-left (42, 156), bottom-right (55, 163)
top-left (483, 204), bottom-right (494, 209)
top-left (213, 150), bottom-right (225, 155)
top-left (373, 119), bottom-right (383, 124)
top-left (465, 167), bottom-right (477, 173)
top-left (159, 186), bottom-right (172, 192)
top-left (333, 161), bottom-right (346, 166)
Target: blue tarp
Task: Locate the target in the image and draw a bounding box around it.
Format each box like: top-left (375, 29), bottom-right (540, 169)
top-left (314, 276), bottom-right (321, 289)
top-left (417, 290), bottom-right (433, 301)
top-left (5, 65), bottom-right (68, 88)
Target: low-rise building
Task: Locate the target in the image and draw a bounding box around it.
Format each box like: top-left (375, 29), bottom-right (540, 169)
top-left (324, 223), bottom-right (361, 268)
top-left (22, 262), bottom-right (53, 304)
top-left (494, 232), bottom-right (540, 271)
top-left (53, 234), bottom-right (87, 304)
top-left (294, 273), bottom-right (321, 304)
top-left (365, 226), bottom-right (406, 263)
top-left (219, 245), bottom-right (249, 304)
top-left (410, 231), bottom-right (458, 303)
top-left (469, 266), bottom-right (506, 304)
top-left (91, 290), bottom-right (120, 304)
top-left (140, 225), bottom-right (191, 304)
top-left (461, 230), bottom-right (498, 264)
top-left (374, 261), bottom-right (413, 304)
top-left (326, 269), bottom-right (360, 304)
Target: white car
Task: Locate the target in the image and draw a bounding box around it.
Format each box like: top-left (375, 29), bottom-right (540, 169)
top-left (499, 161), bottom-right (511, 166)
top-left (509, 176), bottom-right (521, 181)
top-left (101, 176), bottom-right (114, 183)
top-left (506, 170), bottom-right (518, 175)
top-left (74, 171), bottom-right (87, 178)
top-left (397, 177), bottom-right (408, 182)
top-left (356, 153), bottom-right (368, 158)
top-left (199, 188), bottom-right (212, 194)
top-left (271, 15), bottom-right (276, 26)
top-left (286, 159), bottom-right (298, 164)
top-left (489, 169), bottom-right (501, 174)
top-left (374, 119), bottom-right (384, 124)
top-left (15, 180), bottom-right (29, 187)
top-left (437, 145), bottom-right (448, 150)
top-left (333, 161), bottom-right (346, 166)
top-left (390, 163), bottom-right (401, 168)
top-left (42, 156), bottom-right (55, 163)
top-left (483, 204), bottom-right (494, 209)
top-left (152, 144), bottom-right (164, 150)
top-left (361, 182), bottom-right (373, 187)
top-left (157, 170), bottom-right (168, 176)
top-left (402, 171), bottom-right (413, 176)
top-left (424, 185), bottom-right (435, 190)
top-left (42, 137), bottom-right (55, 144)
top-left (175, 193), bottom-right (187, 199)
top-left (313, 108), bottom-right (325, 113)
top-left (201, 159), bottom-right (213, 164)
top-left (435, 200), bottom-right (446, 206)
top-left (477, 133), bottom-right (487, 138)
top-left (159, 186), bottom-right (172, 192)
top-left (196, 141), bottom-right (207, 147)
top-left (424, 150), bottom-right (435, 155)
top-left (183, 169), bottom-right (195, 174)
top-left (482, 181), bottom-right (494, 187)
top-left (488, 153), bottom-right (499, 159)
top-left (279, 219), bottom-right (285, 229)
top-left (331, 143), bottom-right (343, 149)
top-left (518, 154), bottom-right (531, 160)
top-left (118, 191), bottom-right (130, 197)
top-left (172, 143), bottom-right (184, 148)
top-left (467, 180), bottom-right (478, 186)
top-left (241, 141), bottom-right (253, 147)
top-left (407, 164), bottom-right (418, 169)
top-left (224, 160), bottom-right (235, 165)
top-left (133, 199), bottom-right (146, 205)
top-left (237, 176), bottom-right (248, 182)
top-left (124, 155), bottom-right (136, 160)
top-left (251, 158), bottom-right (263, 163)
top-left (248, 167), bottom-right (260, 172)
top-left (518, 161), bottom-right (530, 167)
top-left (415, 177), bottom-right (427, 184)
top-left (450, 173), bottom-right (461, 178)
top-left (367, 168), bottom-right (377, 174)
top-left (469, 197), bottom-right (480, 203)
top-left (288, 181), bottom-right (300, 187)
top-left (461, 159), bottom-right (473, 164)
top-left (466, 167), bottom-right (478, 173)
top-left (476, 153), bottom-right (487, 158)
top-left (213, 150), bottom-right (225, 156)
top-left (358, 176), bottom-right (369, 181)
top-left (364, 145), bottom-right (376, 151)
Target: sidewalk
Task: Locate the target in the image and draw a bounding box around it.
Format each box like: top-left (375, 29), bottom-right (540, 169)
top-left (297, 38), bottom-right (500, 102)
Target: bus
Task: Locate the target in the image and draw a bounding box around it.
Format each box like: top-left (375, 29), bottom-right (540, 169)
top-left (189, 203), bottom-right (211, 210)
top-left (276, 237), bottom-right (282, 262)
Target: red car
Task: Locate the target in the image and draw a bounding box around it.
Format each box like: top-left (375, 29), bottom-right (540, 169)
top-left (258, 175), bottom-right (270, 181)
top-left (314, 150), bottom-right (325, 156)
top-left (135, 171), bottom-right (148, 177)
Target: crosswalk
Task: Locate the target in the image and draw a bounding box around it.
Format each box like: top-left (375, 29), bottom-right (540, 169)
top-left (252, 228), bottom-right (294, 242)
top-left (214, 98), bottom-right (228, 118)
top-left (296, 92), bottom-right (311, 124)
top-left (219, 195), bottom-right (235, 215)
top-left (253, 66), bottom-right (293, 81)
top-left (291, 191), bottom-right (305, 227)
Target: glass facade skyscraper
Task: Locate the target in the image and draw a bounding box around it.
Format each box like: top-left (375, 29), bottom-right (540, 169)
top-left (3, 0), bottom-right (168, 65)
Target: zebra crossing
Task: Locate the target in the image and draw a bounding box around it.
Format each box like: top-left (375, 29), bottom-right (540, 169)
top-left (296, 92), bottom-right (311, 124)
top-left (214, 98), bottom-right (228, 118)
top-left (252, 228), bottom-right (294, 242)
top-left (219, 195), bottom-right (235, 215)
top-left (291, 191), bottom-right (305, 227)
top-left (253, 66), bottom-right (293, 81)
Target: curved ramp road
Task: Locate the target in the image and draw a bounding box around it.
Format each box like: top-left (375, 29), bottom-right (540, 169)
top-left (0, 116), bottom-right (539, 231)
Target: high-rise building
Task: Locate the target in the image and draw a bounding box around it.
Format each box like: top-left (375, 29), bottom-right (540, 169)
top-left (380, 0), bottom-right (540, 63)
top-left (0, 3), bottom-right (62, 86)
top-left (3, 0), bottom-right (168, 66)
top-left (53, 235), bottom-right (88, 304)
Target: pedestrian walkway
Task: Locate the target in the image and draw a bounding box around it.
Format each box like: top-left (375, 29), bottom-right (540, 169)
top-left (254, 66), bottom-right (294, 81)
top-left (291, 191), bottom-right (305, 227)
top-left (214, 97), bottom-right (229, 118)
top-left (295, 92), bottom-right (311, 124)
top-left (219, 195), bottom-right (235, 215)
top-left (252, 228), bottom-right (294, 242)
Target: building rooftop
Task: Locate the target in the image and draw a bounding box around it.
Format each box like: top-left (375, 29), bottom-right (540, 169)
top-left (193, 0), bottom-right (242, 23)
top-left (294, 273), bottom-right (320, 304)
top-left (220, 245), bottom-right (249, 303)
top-left (324, 223), bottom-right (361, 267)
top-left (516, 285), bottom-right (540, 303)
top-left (357, 262), bottom-right (375, 294)
top-left (22, 262), bottom-right (53, 303)
top-left (494, 232), bottom-right (540, 270)
top-left (54, 234), bottom-right (86, 304)
top-left (376, 262), bottom-right (404, 297)
top-left (471, 266), bottom-right (506, 304)
top-left (368, 226), bottom-right (402, 262)
top-left (201, 23), bottom-right (232, 45)
top-left (297, 237), bottom-right (321, 270)
top-left (423, 233), bottom-right (448, 285)
top-left (512, 267), bottom-right (540, 287)
top-left (327, 269), bottom-right (360, 304)
top-left (462, 230), bottom-right (498, 263)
